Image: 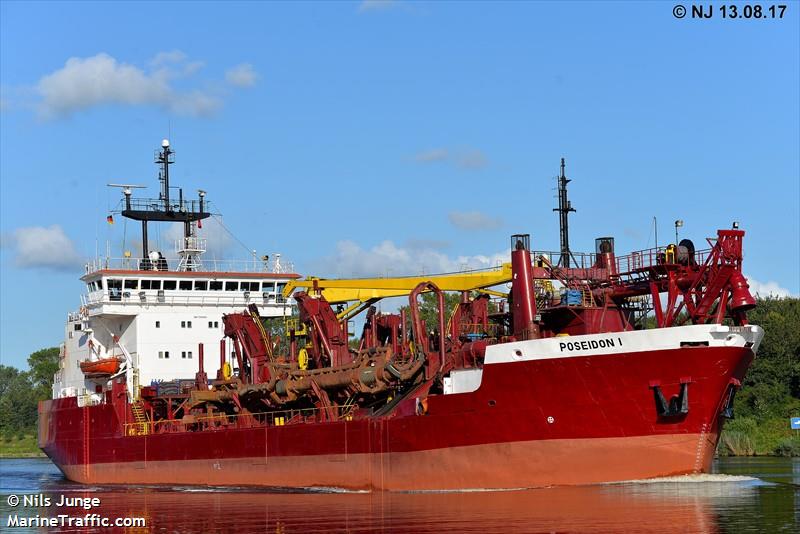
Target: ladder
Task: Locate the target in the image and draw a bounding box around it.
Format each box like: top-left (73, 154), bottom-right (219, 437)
top-left (128, 400), bottom-right (149, 436)
top-left (131, 401), bottom-right (147, 423)
top-left (581, 287), bottom-right (596, 308)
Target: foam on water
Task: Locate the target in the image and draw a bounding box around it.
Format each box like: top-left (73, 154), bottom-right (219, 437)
top-left (607, 473), bottom-right (761, 485)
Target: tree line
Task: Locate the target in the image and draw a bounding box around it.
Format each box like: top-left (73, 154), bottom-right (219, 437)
top-left (0, 347), bottom-right (59, 438)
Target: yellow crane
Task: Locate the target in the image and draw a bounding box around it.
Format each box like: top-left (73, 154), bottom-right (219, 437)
top-left (281, 263), bottom-right (514, 320)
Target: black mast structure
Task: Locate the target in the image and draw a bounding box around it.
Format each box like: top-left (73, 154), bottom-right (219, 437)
top-left (120, 139), bottom-right (211, 270)
top-left (553, 158), bottom-right (576, 268)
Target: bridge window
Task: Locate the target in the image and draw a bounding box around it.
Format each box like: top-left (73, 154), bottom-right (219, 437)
top-left (194, 281), bottom-right (208, 290)
top-left (159, 351), bottom-right (170, 359)
top-left (209, 281), bottom-right (223, 291)
top-left (155, 321), bottom-right (160, 328)
top-left (142, 279), bottom-right (162, 290)
top-left (96, 279), bottom-right (103, 289)
top-left (163, 280), bottom-right (177, 290)
top-left (225, 281), bottom-right (238, 291)
top-left (179, 281), bottom-right (192, 290)
top-left (262, 282), bottom-right (276, 292)
top-left (243, 281), bottom-right (259, 291)
top-left (107, 279), bottom-right (122, 301)
top-left (124, 279), bottom-right (139, 290)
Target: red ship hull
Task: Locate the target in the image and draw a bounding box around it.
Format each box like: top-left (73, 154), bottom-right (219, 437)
top-left (39, 343), bottom-right (752, 491)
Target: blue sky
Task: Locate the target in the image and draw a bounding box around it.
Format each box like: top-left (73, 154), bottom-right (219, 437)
top-left (1, 1), bottom-right (798, 369)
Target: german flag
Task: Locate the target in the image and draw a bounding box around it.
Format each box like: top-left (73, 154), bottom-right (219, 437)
top-left (106, 215), bottom-right (114, 225)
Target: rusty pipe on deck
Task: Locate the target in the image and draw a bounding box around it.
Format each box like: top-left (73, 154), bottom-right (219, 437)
top-left (409, 281), bottom-right (446, 376)
top-left (218, 339), bottom-right (226, 380)
top-left (195, 343), bottom-right (208, 390)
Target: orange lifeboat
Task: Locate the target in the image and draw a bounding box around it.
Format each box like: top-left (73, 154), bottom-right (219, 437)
top-left (80, 357), bottom-right (121, 377)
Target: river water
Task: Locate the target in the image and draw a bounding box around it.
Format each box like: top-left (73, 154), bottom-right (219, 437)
top-left (0, 457), bottom-right (797, 532)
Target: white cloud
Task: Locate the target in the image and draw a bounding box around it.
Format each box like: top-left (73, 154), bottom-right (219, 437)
top-left (4, 225), bottom-right (83, 271)
top-left (358, 0), bottom-right (397, 12)
top-left (35, 52), bottom-right (221, 119)
top-left (746, 276), bottom-right (795, 298)
top-left (225, 63), bottom-right (257, 88)
top-left (150, 51), bottom-right (205, 78)
top-left (448, 210), bottom-right (503, 231)
top-left (310, 240), bottom-right (507, 279)
top-left (414, 148), bottom-right (449, 163)
top-left (150, 50), bottom-right (187, 66)
top-left (169, 90), bottom-right (221, 117)
top-left (413, 147), bottom-right (488, 169)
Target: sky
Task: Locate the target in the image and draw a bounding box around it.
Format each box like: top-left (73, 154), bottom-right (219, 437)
top-left (1, 0), bottom-right (798, 369)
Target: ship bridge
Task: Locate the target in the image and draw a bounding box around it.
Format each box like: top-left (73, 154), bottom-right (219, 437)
top-left (55, 139), bottom-right (300, 404)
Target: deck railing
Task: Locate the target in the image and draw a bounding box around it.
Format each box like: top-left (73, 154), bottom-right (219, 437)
top-left (85, 256), bottom-right (295, 275)
top-left (613, 247), bottom-right (711, 276)
top-left (123, 404), bottom-right (358, 436)
top-left (532, 246), bottom-right (712, 278)
top-left (84, 291), bottom-right (292, 308)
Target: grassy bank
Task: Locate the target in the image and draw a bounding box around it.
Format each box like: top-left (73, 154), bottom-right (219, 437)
top-left (0, 433), bottom-right (44, 458)
top-left (719, 417), bottom-right (800, 457)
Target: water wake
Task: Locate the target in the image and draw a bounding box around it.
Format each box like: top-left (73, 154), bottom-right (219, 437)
top-left (608, 473), bottom-right (759, 485)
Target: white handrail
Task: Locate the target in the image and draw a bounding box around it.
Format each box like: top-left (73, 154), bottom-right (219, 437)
top-left (84, 256), bottom-right (295, 274)
top-left (84, 291), bottom-right (293, 308)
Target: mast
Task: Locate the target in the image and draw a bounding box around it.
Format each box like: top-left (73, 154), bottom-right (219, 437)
top-left (553, 158), bottom-right (576, 268)
top-left (157, 138), bottom-right (173, 210)
top-left (119, 139), bottom-right (211, 271)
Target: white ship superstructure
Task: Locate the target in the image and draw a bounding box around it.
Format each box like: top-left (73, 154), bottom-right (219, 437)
top-left (52, 139), bottom-right (300, 405)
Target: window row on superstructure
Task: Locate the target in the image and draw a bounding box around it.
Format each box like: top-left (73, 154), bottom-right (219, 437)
top-left (89, 279), bottom-right (288, 293)
top-left (156, 351), bottom-right (195, 359)
top-left (154, 321), bottom-right (221, 328)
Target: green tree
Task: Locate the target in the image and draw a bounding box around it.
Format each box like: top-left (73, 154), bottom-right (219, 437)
top-left (720, 297), bottom-right (800, 455)
top-left (0, 347), bottom-right (60, 437)
top-left (736, 297), bottom-right (800, 419)
top-left (0, 365), bottom-right (38, 435)
top-left (400, 291), bottom-right (463, 338)
top-left (27, 347), bottom-right (59, 399)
